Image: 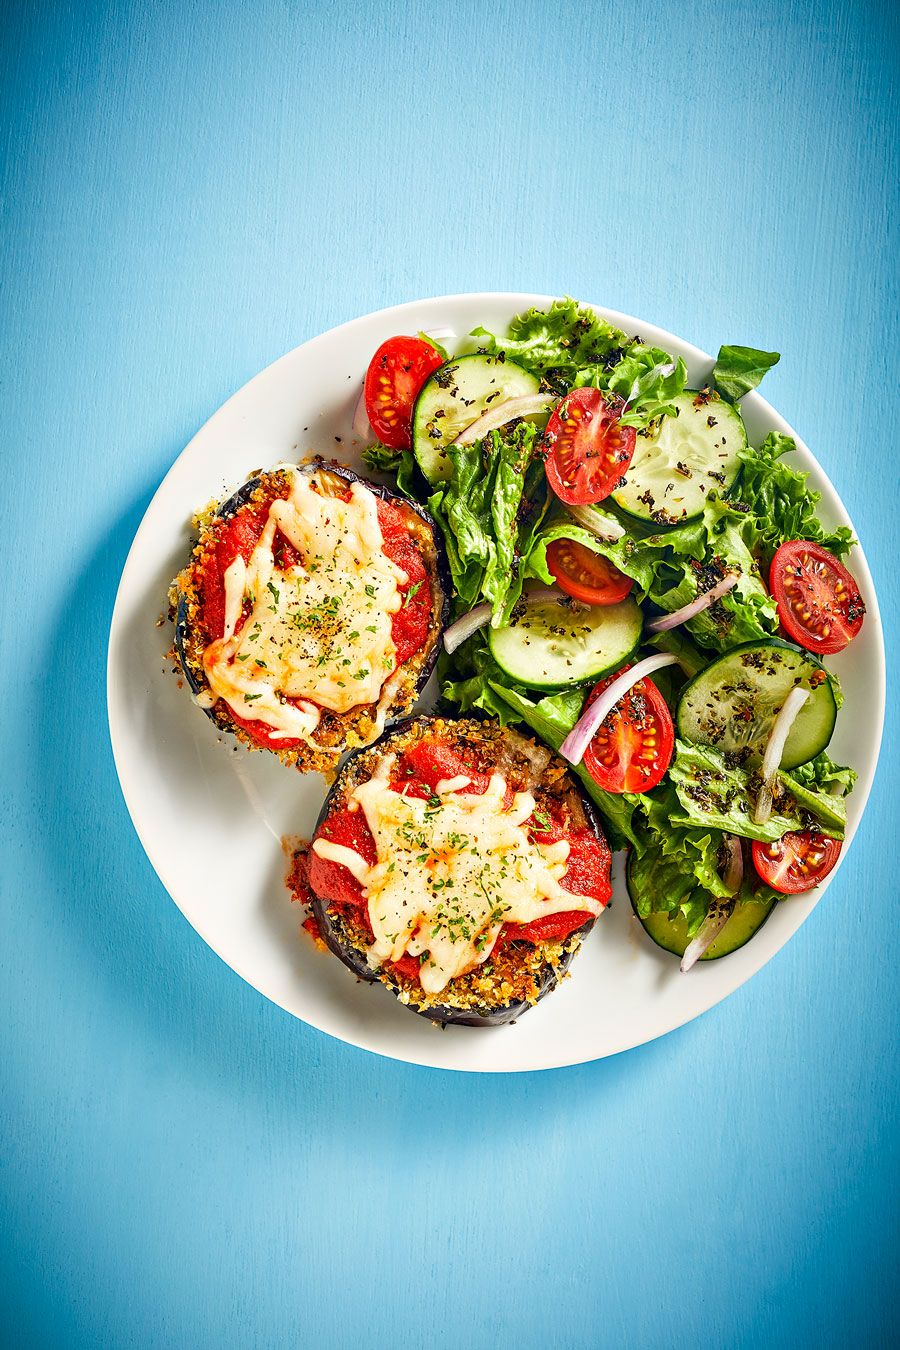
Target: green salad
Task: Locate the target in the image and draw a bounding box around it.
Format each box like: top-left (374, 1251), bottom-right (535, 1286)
top-left (358, 299), bottom-right (866, 969)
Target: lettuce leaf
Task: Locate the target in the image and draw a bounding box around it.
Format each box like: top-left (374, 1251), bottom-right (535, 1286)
top-left (626, 778), bottom-right (739, 935)
top-left (574, 349), bottom-right (689, 428)
top-left (425, 422), bottom-right (548, 620)
top-left (471, 297), bottom-right (687, 429)
top-left (627, 820), bottom-right (731, 934)
top-left (787, 751), bottom-right (857, 798)
top-left (471, 297), bottom-right (629, 392)
top-left (669, 739), bottom-right (850, 841)
top-left (733, 432), bottom-right (855, 564)
top-left (645, 626), bottom-right (707, 678)
top-left (438, 636), bottom-right (523, 725)
top-left (526, 498), bottom-right (778, 653)
top-left (361, 442), bottom-right (418, 496)
top-left (712, 345), bottom-right (780, 401)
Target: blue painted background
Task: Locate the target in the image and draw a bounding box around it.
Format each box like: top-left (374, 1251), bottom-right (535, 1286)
top-left (2, 1), bottom-right (897, 1345)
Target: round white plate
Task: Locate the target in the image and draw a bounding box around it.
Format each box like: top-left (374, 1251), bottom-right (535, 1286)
top-left (107, 294), bottom-right (885, 1073)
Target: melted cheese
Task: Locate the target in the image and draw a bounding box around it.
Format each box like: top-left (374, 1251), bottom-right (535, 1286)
top-left (312, 755), bottom-right (601, 993)
top-left (201, 468), bottom-right (407, 741)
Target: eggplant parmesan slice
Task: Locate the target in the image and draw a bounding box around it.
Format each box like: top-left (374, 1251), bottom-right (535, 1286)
top-left (172, 460), bottom-right (449, 775)
top-left (301, 715), bottom-right (612, 1026)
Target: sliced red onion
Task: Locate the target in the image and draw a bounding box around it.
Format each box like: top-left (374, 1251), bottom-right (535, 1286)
top-left (442, 587), bottom-right (561, 654)
top-left (646, 573), bottom-right (739, 633)
top-left (721, 833), bottom-right (744, 894)
top-left (442, 603), bottom-right (492, 654)
top-left (754, 686), bottom-right (810, 824)
top-left (352, 385), bottom-right (370, 438)
top-left (559, 653), bottom-right (678, 766)
top-left (424, 326), bottom-right (456, 343)
top-left (680, 903), bottom-right (734, 973)
top-left (451, 394), bottom-right (556, 447)
top-left (566, 504), bottom-right (626, 542)
top-left (680, 836), bottom-right (743, 973)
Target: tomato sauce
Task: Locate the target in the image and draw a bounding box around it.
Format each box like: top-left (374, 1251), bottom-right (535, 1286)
top-left (375, 499), bottom-right (432, 666)
top-left (196, 477), bottom-right (432, 749)
top-left (309, 741), bottom-right (611, 979)
top-left (389, 739), bottom-right (492, 798)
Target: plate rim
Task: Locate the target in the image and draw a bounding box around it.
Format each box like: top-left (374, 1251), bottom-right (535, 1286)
top-left (107, 291), bottom-right (886, 1073)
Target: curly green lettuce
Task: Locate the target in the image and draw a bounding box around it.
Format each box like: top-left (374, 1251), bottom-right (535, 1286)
top-left (470, 296), bottom-right (687, 430)
top-left (361, 442), bottom-right (418, 496)
top-left (732, 432), bottom-right (855, 564)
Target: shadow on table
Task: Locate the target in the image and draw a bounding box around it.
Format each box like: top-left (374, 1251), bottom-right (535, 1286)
top-left (31, 483), bottom-right (690, 1161)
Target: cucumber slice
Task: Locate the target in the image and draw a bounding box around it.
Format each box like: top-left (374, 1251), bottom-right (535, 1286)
top-left (612, 390), bottom-right (747, 525)
top-left (677, 639), bottom-right (837, 769)
top-left (627, 868), bottom-right (775, 961)
top-left (488, 596), bottom-right (642, 690)
top-left (412, 354), bottom-right (541, 484)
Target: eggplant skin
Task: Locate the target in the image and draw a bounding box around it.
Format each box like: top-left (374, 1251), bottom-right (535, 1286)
top-left (313, 904), bottom-right (588, 1028)
top-left (172, 459), bottom-right (450, 775)
top-left (307, 714), bottom-right (608, 1028)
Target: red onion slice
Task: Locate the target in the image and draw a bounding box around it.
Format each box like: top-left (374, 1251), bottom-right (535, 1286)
top-left (352, 386), bottom-right (371, 439)
top-left (646, 573), bottom-right (739, 633)
top-left (721, 833), bottom-right (744, 893)
top-left (680, 836), bottom-right (743, 972)
top-left (559, 653), bottom-right (678, 766)
top-left (566, 504), bottom-right (626, 542)
top-left (442, 603), bottom-right (492, 654)
top-left (424, 327), bottom-right (456, 343)
top-left (680, 903), bottom-right (733, 973)
top-left (753, 686), bottom-right (810, 824)
top-left (442, 587), bottom-right (562, 654)
top-left (451, 394), bottom-right (556, 447)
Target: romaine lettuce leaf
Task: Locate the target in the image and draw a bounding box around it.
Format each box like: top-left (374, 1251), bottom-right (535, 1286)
top-left (426, 422), bottom-right (548, 619)
top-left (669, 739), bottom-right (849, 841)
top-left (712, 345), bottom-right (780, 401)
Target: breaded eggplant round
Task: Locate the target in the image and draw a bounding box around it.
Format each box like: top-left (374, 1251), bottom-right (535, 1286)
top-left (301, 715), bottom-right (612, 1026)
top-left (172, 459), bottom-right (449, 775)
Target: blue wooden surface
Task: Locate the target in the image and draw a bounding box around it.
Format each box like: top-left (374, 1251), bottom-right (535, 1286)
top-left (2, 1), bottom-right (897, 1345)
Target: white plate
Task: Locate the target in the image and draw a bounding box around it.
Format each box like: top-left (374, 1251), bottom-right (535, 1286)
top-left (107, 293), bottom-right (885, 1073)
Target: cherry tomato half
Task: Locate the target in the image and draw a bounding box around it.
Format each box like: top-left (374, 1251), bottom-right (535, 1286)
top-left (583, 668), bottom-right (675, 794)
top-left (751, 831), bottom-right (842, 895)
top-left (364, 336), bottom-right (444, 450)
top-left (769, 540), bottom-right (865, 656)
top-left (543, 388), bottom-right (636, 505)
top-left (545, 537), bottom-right (633, 606)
